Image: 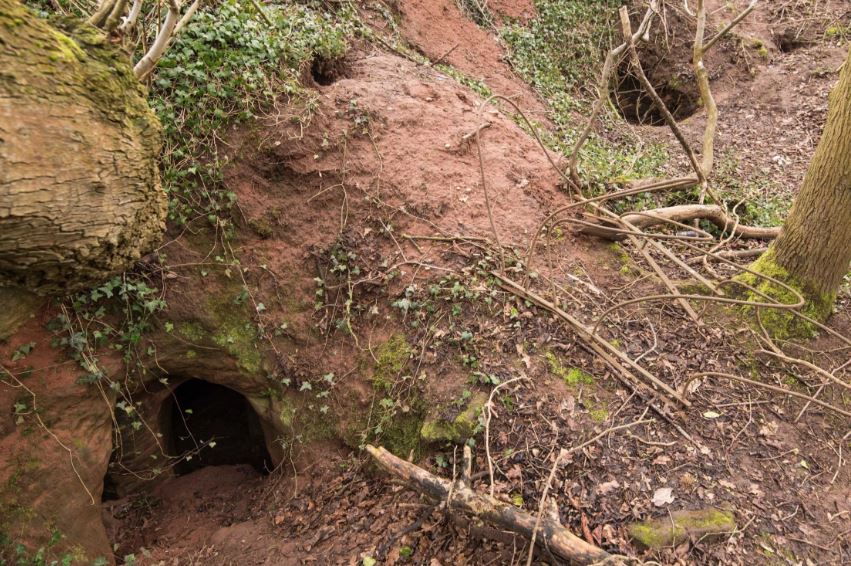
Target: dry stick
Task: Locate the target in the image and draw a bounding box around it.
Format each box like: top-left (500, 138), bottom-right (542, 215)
top-left (485, 375), bottom-right (529, 498)
top-left (758, 349), bottom-right (851, 394)
top-left (757, 346), bottom-right (851, 422)
top-left (569, 211), bottom-right (722, 295)
top-left (247, 0), bottom-right (273, 27)
top-left (483, 86), bottom-right (704, 323)
top-left (620, 7), bottom-right (708, 191)
top-left (493, 98), bottom-right (703, 322)
top-left (365, 445), bottom-right (610, 565)
top-left (691, 1), bottom-right (758, 205)
top-left (568, 0), bottom-right (659, 185)
top-left (494, 272), bottom-right (690, 408)
top-left (703, 0), bottom-right (759, 52)
top-left (588, 241), bottom-right (809, 334)
top-left (524, 175), bottom-right (699, 276)
top-left (524, 419), bottom-right (652, 566)
top-left (590, 291), bottom-right (803, 336)
top-left (118, 0), bottom-right (144, 32)
top-left (600, 205), bottom-right (780, 240)
top-left (686, 247), bottom-right (768, 264)
top-left (687, 372), bottom-right (851, 419)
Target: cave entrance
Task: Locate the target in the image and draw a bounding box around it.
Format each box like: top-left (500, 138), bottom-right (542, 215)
top-left (166, 379), bottom-right (272, 476)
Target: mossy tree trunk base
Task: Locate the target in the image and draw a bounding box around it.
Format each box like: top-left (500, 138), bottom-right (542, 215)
top-left (742, 48), bottom-right (851, 325)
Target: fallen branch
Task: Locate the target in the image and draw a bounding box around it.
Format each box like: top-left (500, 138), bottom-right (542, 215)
top-left (685, 247), bottom-right (767, 264)
top-left (525, 419), bottom-right (652, 566)
top-left (577, 204), bottom-right (781, 240)
top-left (366, 444), bottom-right (611, 565)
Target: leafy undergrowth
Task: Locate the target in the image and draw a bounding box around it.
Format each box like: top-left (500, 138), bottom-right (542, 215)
top-left (500, 0), bottom-right (668, 190)
top-left (151, 0), bottom-right (357, 225)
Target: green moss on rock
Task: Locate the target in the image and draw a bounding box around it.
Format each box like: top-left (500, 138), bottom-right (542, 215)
top-left (629, 508), bottom-right (736, 549)
top-left (420, 393), bottom-right (487, 444)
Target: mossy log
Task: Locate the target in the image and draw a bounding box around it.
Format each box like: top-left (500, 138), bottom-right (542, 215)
top-left (0, 0), bottom-right (166, 299)
top-left (628, 508), bottom-right (736, 549)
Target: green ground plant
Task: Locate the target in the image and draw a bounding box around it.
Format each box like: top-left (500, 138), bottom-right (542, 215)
top-left (500, 0), bottom-right (668, 189)
top-left (152, 0), bottom-right (356, 225)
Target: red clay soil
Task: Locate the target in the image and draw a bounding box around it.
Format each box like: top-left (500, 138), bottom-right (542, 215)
top-left (3, 1), bottom-right (851, 565)
top-left (489, 0), bottom-right (536, 23)
top-left (228, 51), bottom-right (568, 269)
top-left (393, 0), bottom-right (547, 119)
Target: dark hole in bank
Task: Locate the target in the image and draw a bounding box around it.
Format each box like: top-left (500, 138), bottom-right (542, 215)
top-left (168, 379), bottom-right (271, 476)
top-left (614, 66), bottom-right (699, 126)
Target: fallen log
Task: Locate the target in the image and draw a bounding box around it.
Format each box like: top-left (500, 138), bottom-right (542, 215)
top-left (366, 444), bottom-right (611, 565)
top-left (577, 205), bottom-right (780, 241)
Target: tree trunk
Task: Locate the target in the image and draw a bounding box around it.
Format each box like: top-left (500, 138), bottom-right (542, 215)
top-left (746, 49), bottom-right (851, 319)
top-left (0, 0), bottom-right (166, 302)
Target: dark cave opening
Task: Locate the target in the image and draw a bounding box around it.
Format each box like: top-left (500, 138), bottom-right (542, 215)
top-left (167, 379), bottom-right (272, 476)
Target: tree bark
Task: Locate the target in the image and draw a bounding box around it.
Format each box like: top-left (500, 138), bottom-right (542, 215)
top-left (761, 48), bottom-right (851, 305)
top-left (0, 0), bottom-right (166, 298)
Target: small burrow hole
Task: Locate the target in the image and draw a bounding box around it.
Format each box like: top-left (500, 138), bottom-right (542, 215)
top-left (311, 56), bottom-right (347, 86)
top-left (613, 65), bottom-right (700, 126)
top-left (166, 379), bottom-right (272, 476)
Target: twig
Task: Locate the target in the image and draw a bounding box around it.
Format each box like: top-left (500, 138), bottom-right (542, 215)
top-left (494, 272), bottom-right (691, 408)
top-left (686, 372), bottom-right (851, 419)
top-left (525, 419), bottom-right (651, 566)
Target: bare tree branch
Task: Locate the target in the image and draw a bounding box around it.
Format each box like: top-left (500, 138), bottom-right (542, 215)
top-left (118, 0), bottom-right (144, 32)
top-left (133, 0), bottom-right (180, 79)
top-left (704, 0), bottom-right (759, 52)
top-left (569, 1), bottom-right (659, 185)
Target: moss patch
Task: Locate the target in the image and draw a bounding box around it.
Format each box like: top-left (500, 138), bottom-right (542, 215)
top-left (380, 412), bottom-right (425, 459)
top-left (545, 352), bottom-right (594, 387)
top-left (420, 392), bottom-right (487, 444)
top-left (177, 321), bottom-right (207, 343)
top-left (629, 508), bottom-right (736, 549)
top-left (372, 334), bottom-right (412, 390)
top-left (735, 248), bottom-right (834, 339)
top-left (610, 243), bottom-right (636, 276)
top-left (204, 284), bottom-right (264, 376)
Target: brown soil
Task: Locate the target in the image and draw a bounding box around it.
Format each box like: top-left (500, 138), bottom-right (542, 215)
top-left (2, 1), bottom-right (850, 565)
top-left (391, 0), bottom-right (548, 120)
